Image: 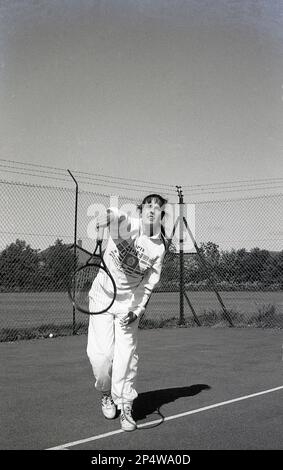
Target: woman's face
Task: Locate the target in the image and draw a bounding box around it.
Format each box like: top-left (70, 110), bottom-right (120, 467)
top-left (141, 198), bottom-right (162, 230)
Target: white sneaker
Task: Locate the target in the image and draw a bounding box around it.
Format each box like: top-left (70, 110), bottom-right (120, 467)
top-left (120, 404), bottom-right (137, 432)
top-left (101, 393), bottom-right (116, 419)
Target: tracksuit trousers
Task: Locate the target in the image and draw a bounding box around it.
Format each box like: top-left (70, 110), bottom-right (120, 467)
top-left (87, 312), bottom-right (140, 408)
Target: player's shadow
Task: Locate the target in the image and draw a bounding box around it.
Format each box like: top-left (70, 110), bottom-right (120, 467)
top-left (133, 384), bottom-right (211, 422)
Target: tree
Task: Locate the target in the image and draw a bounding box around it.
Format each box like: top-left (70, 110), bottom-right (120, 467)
top-left (40, 239), bottom-right (76, 290)
top-left (184, 253), bottom-right (199, 282)
top-left (0, 239), bottom-right (40, 291)
top-left (245, 248), bottom-right (271, 282)
top-left (261, 250), bottom-right (283, 286)
top-left (195, 242), bottom-right (221, 281)
top-left (219, 248), bottom-right (248, 283)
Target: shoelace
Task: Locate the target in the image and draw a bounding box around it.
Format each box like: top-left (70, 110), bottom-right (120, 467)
top-left (102, 395), bottom-right (114, 408)
top-left (121, 406), bottom-right (134, 421)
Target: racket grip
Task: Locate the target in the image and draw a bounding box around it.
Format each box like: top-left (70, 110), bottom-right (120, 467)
top-left (96, 224), bottom-right (105, 241)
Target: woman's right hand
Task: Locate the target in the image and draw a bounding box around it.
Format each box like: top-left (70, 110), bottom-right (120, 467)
top-left (95, 213), bottom-right (109, 230)
top-left (95, 210), bottom-right (115, 239)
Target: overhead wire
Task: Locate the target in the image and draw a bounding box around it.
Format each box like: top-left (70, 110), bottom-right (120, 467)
top-left (0, 158), bottom-right (174, 191)
top-left (1, 158), bottom-right (282, 196)
top-left (182, 184), bottom-right (283, 197)
top-left (0, 169), bottom-right (71, 184)
top-left (0, 167), bottom-right (176, 195)
top-left (1, 158), bottom-right (282, 190)
top-left (183, 177), bottom-right (283, 190)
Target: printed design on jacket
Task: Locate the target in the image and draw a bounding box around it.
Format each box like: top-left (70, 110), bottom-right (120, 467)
top-left (109, 239), bottom-right (153, 277)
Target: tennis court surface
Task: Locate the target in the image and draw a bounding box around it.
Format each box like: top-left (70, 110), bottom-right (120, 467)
top-left (1, 327), bottom-right (282, 451)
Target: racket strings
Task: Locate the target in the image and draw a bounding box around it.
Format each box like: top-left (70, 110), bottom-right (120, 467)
top-left (71, 264), bottom-right (116, 314)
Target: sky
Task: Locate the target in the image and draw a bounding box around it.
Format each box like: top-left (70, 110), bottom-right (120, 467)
top-left (0, 0), bottom-right (282, 252)
top-left (1, 0), bottom-right (282, 185)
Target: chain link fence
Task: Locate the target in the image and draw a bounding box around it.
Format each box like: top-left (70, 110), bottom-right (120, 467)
top-left (0, 179), bottom-right (282, 341)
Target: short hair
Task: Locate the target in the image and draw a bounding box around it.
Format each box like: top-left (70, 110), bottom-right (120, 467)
top-left (137, 194), bottom-right (168, 218)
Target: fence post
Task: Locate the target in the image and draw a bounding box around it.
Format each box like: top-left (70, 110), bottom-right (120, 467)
top-left (67, 169), bottom-right (78, 335)
top-left (176, 186), bottom-right (185, 325)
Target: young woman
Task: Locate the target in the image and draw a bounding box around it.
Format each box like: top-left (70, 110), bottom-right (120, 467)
top-left (86, 194), bottom-right (167, 431)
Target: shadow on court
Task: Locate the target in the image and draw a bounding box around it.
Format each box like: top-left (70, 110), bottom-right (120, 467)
top-left (133, 384), bottom-right (211, 421)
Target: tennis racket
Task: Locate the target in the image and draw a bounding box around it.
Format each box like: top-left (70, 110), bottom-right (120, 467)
top-left (68, 227), bottom-right (116, 314)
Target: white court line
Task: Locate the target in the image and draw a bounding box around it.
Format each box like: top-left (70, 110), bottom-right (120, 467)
top-left (46, 385), bottom-right (283, 450)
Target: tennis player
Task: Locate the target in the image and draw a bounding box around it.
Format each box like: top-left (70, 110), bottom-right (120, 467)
top-left (86, 194), bottom-right (167, 431)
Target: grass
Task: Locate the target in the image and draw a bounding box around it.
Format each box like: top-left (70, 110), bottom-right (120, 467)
top-left (0, 321), bottom-right (88, 342)
top-left (139, 304), bottom-right (283, 330)
top-left (247, 304), bottom-right (283, 328)
top-left (1, 304), bottom-right (282, 342)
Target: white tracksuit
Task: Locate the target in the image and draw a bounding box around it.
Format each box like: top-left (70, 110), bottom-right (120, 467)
top-left (86, 207), bottom-right (165, 407)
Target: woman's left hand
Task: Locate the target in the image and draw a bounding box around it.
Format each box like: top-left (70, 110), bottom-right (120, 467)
top-left (119, 311), bottom-right (137, 326)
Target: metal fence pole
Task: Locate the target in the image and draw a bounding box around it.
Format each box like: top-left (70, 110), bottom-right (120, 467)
top-left (67, 169), bottom-right (78, 335)
top-left (176, 186), bottom-right (185, 325)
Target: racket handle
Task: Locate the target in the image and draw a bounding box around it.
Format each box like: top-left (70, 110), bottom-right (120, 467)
top-left (96, 224), bottom-right (105, 241)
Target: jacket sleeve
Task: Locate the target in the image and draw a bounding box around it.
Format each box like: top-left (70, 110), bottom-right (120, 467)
top-left (129, 250), bottom-right (165, 317)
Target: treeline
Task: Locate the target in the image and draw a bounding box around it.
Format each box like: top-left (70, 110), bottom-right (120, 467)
top-left (0, 239), bottom-right (76, 292)
top-left (0, 239), bottom-right (282, 292)
top-left (161, 241), bottom-right (283, 290)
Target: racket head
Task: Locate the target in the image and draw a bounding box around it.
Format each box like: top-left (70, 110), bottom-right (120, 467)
top-left (68, 262), bottom-right (116, 314)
